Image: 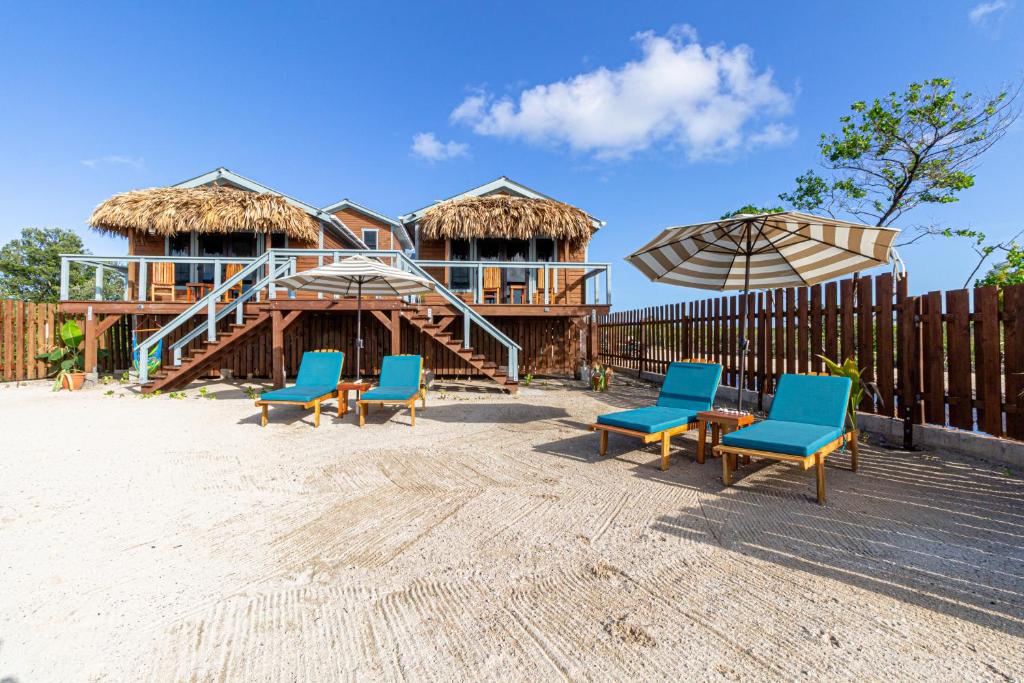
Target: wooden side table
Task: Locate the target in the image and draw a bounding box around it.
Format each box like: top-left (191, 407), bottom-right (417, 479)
top-left (695, 410), bottom-right (755, 464)
top-left (185, 282), bottom-right (214, 302)
top-left (337, 381), bottom-right (369, 417)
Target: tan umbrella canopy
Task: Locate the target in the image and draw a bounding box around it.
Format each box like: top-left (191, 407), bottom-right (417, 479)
top-left (89, 185), bottom-right (320, 242)
top-left (627, 211), bottom-right (899, 290)
top-left (420, 195), bottom-right (594, 246)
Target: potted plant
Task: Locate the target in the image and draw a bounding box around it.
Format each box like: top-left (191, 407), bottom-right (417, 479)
top-left (590, 362), bottom-right (613, 392)
top-left (818, 355), bottom-right (881, 435)
top-left (36, 320), bottom-right (87, 391)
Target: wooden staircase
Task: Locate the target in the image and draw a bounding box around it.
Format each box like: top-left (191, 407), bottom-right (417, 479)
top-left (140, 307), bottom-right (271, 394)
top-left (401, 309), bottom-right (518, 394)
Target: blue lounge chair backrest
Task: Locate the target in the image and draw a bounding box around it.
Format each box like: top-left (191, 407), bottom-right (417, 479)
top-left (295, 351), bottom-right (345, 387)
top-left (380, 355), bottom-right (422, 388)
top-left (769, 374), bottom-right (851, 429)
top-left (656, 362), bottom-right (722, 411)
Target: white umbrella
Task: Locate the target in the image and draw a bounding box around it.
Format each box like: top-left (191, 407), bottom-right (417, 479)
top-left (275, 255), bottom-right (435, 379)
top-left (626, 211), bottom-right (900, 408)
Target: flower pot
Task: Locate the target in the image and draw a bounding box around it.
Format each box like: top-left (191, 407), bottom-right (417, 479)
top-left (62, 372), bottom-right (86, 391)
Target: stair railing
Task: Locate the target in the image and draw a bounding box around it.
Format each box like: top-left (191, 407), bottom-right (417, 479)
top-left (136, 252), bottom-right (273, 384)
top-left (267, 249), bottom-right (523, 382)
top-left (168, 258), bottom-right (294, 365)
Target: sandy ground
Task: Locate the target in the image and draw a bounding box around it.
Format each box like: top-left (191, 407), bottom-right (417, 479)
top-left (0, 375), bottom-right (1022, 682)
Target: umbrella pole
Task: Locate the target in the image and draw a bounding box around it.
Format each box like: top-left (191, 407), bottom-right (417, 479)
top-left (356, 280), bottom-right (362, 381)
top-left (736, 235), bottom-right (753, 412)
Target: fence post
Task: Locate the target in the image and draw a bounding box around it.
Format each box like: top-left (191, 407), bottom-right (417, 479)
top-left (94, 265), bottom-right (104, 301)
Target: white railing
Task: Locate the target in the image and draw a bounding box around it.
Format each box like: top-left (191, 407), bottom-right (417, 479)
top-left (58, 250), bottom-right (615, 384)
top-left (413, 259), bottom-right (612, 307)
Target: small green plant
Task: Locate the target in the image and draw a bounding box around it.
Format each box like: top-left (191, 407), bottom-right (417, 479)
top-left (104, 389), bottom-right (115, 397)
top-left (34, 320), bottom-right (85, 391)
top-left (522, 372), bottom-right (534, 386)
top-left (196, 387), bottom-right (216, 400)
top-left (100, 375), bottom-right (114, 385)
top-left (139, 392), bottom-right (154, 400)
top-left (119, 371), bottom-right (130, 384)
top-left (818, 355), bottom-right (882, 432)
top-left (243, 385), bottom-right (261, 400)
top-left (589, 363), bottom-right (613, 392)
top-left (167, 391), bottom-right (186, 400)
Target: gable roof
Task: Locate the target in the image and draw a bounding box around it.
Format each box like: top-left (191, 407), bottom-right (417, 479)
top-left (321, 198), bottom-right (414, 250)
top-left (399, 176), bottom-right (605, 229)
top-left (174, 167), bottom-right (366, 249)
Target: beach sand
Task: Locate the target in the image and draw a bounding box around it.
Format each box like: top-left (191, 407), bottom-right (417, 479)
top-left (1, 376), bottom-right (1021, 681)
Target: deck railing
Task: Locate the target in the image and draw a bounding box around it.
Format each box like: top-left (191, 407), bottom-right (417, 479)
top-left (413, 260), bottom-right (612, 307)
top-left (60, 249), bottom-right (531, 383)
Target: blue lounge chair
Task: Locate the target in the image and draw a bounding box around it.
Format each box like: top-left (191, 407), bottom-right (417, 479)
top-left (590, 361), bottom-right (723, 470)
top-left (255, 351), bottom-right (345, 428)
top-left (357, 355), bottom-right (426, 427)
top-left (715, 373), bottom-right (857, 504)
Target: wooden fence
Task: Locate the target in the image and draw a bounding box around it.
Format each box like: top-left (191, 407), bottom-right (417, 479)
top-left (0, 300), bottom-right (132, 382)
top-left (597, 273), bottom-right (1024, 441)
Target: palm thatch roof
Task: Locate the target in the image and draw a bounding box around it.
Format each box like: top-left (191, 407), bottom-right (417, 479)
top-left (419, 195), bottom-right (594, 245)
top-left (89, 185), bottom-right (320, 242)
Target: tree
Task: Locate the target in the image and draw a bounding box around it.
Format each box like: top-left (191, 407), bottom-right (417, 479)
top-left (778, 78), bottom-right (1020, 285)
top-left (0, 227), bottom-right (123, 302)
top-left (720, 205), bottom-right (784, 219)
top-left (781, 78), bottom-right (1018, 228)
top-left (975, 241), bottom-right (1024, 288)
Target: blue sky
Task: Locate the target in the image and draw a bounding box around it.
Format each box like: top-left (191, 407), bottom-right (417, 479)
top-left (1, 1), bottom-right (1022, 309)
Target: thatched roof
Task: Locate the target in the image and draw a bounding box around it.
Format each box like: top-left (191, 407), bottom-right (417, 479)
top-left (89, 185), bottom-right (321, 242)
top-left (419, 195), bottom-right (594, 245)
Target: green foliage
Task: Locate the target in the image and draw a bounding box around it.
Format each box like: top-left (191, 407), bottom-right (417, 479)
top-left (167, 391), bottom-right (187, 400)
top-left (0, 227), bottom-right (123, 302)
top-left (975, 243), bottom-right (1024, 288)
top-left (818, 355), bottom-right (882, 432)
top-left (589, 362), bottom-right (613, 392)
top-left (34, 319), bottom-right (86, 391)
top-left (720, 205), bottom-right (784, 219)
top-left (243, 385), bottom-right (261, 400)
top-left (780, 78), bottom-right (1017, 227)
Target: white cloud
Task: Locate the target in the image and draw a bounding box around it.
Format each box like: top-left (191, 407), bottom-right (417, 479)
top-left (969, 0), bottom-right (1010, 24)
top-left (450, 26), bottom-right (794, 160)
top-left (81, 155), bottom-right (145, 170)
top-left (410, 132), bottom-right (469, 162)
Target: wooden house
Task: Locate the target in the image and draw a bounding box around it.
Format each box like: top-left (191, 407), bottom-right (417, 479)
top-left (60, 170), bottom-right (611, 394)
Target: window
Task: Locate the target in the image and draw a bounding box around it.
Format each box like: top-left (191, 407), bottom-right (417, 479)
top-left (270, 232), bottom-right (287, 249)
top-left (535, 237), bottom-right (556, 262)
top-left (449, 239), bottom-right (471, 290)
top-left (168, 233), bottom-right (191, 286)
top-left (362, 229), bottom-right (379, 250)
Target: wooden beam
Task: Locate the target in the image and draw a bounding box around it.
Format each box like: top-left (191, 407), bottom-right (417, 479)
top-left (83, 308), bottom-right (98, 377)
top-left (92, 314), bottom-right (123, 339)
top-left (391, 309), bottom-right (401, 354)
top-left (272, 310), bottom-right (285, 388)
top-left (371, 310), bottom-right (392, 330)
top-left (268, 299), bottom-right (407, 311)
top-left (281, 310), bottom-right (303, 332)
top-left (435, 316), bottom-right (456, 333)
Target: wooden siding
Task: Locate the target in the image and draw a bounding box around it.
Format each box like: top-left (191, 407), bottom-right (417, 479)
top-left (331, 207), bottom-right (400, 251)
top-left (135, 311), bottom-right (586, 380)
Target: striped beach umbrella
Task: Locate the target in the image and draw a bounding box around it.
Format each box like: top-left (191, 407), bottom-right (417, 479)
top-left (626, 211), bottom-right (900, 408)
top-left (276, 255), bottom-right (435, 379)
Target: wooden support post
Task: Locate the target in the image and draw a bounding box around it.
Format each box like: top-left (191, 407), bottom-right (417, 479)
top-left (84, 307), bottom-right (98, 378)
top-left (391, 309), bottom-right (401, 355)
top-left (599, 429), bottom-right (608, 456)
top-left (272, 310), bottom-right (285, 389)
top-left (660, 432), bottom-right (671, 471)
top-left (587, 315), bottom-right (599, 364)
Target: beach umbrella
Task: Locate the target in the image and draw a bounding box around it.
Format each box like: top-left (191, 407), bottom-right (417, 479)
top-left (626, 211), bottom-right (900, 409)
top-left (275, 255), bottom-right (435, 380)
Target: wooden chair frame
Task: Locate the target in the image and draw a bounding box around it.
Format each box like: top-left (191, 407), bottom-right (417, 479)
top-left (356, 356), bottom-right (427, 427)
top-left (256, 383), bottom-right (346, 428)
top-left (588, 420), bottom-right (700, 471)
top-left (714, 429), bottom-right (859, 505)
top-left (255, 349), bottom-right (344, 428)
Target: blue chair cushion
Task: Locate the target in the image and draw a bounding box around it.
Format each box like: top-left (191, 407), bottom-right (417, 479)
top-left (379, 355), bottom-right (421, 389)
top-left (721, 420), bottom-right (844, 457)
top-left (656, 362), bottom-right (722, 411)
top-left (260, 384), bottom-right (337, 403)
top-left (597, 406), bottom-right (698, 434)
top-left (361, 385), bottom-right (419, 402)
top-left (295, 351), bottom-right (345, 387)
top-left (769, 374), bottom-right (851, 429)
